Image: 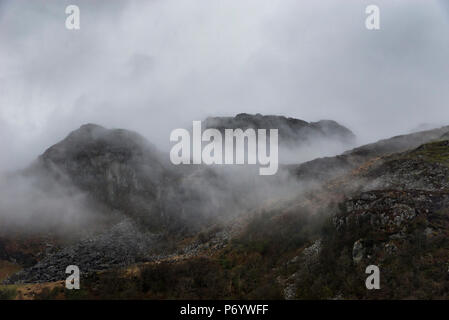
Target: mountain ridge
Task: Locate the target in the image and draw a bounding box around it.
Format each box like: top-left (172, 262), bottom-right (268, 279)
top-left (204, 113), bottom-right (356, 146)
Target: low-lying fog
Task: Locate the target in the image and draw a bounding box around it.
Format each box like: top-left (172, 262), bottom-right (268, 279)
top-left (1, 0), bottom-right (449, 234)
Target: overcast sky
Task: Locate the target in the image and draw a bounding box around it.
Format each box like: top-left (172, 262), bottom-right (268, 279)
top-left (1, 0), bottom-right (449, 170)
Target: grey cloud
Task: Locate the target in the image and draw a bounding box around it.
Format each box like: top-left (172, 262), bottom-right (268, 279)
top-left (0, 0), bottom-right (448, 171)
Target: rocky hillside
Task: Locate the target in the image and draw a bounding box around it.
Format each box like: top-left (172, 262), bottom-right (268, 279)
top-left (3, 121), bottom-right (449, 300)
top-left (284, 130), bottom-right (449, 299)
top-left (289, 125), bottom-right (449, 182)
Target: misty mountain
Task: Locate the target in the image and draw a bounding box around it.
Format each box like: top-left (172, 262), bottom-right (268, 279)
top-left (21, 122), bottom-right (282, 234)
top-left (18, 115), bottom-right (355, 233)
top-left (204, 113), bottom-right (356, 146)
top-left (37, 123), bottom-right (166, 202)
top-left (202, 113), bottom-right (357, 164)
top-left (25, 123), bottom-right (174, 231)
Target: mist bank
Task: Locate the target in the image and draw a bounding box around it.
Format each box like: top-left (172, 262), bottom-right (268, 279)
top-left (1, 120), bottom-right (448, 240)
top-left (0, 115), bottom-right (351, 237)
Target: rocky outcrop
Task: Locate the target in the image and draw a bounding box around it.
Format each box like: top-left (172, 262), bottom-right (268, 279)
top-left (333, 190), bottom-right (449, 264)
top-left (361, 140), bottom-right (449, 192)
top-left (281, 239), bottom-right (322, 300)
top-left (352, 239), bottom-right (365, 264)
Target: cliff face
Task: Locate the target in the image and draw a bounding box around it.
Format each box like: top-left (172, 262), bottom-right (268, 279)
top-left (36, 124), bottom-right (166, 221)
top-left (16, 123), bottom-right (202, 238)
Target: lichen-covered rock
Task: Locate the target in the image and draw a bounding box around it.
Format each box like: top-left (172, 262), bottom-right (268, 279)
top-left (333, 189), bottom-right (449, 263)
top-left (352, 239), bottom-right (365, 263)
